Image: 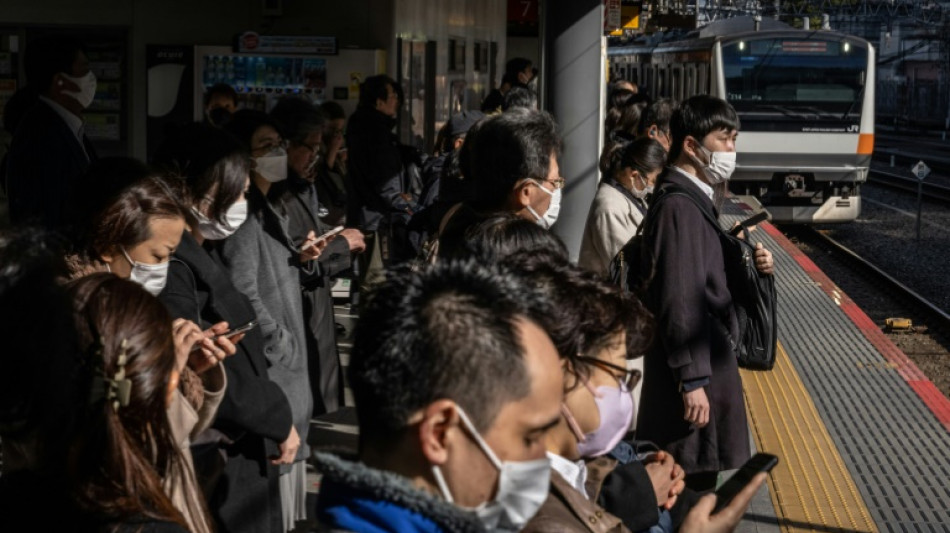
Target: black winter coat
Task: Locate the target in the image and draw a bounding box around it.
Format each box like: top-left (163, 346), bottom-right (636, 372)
top-left (635, 168), bottom-right (751, 474)
top-left (159, 231), bottom-right (293, 533)
top-left (277, 175), bottom-right (351, 415)
top-left (344, 107), bottom-right (408, 232)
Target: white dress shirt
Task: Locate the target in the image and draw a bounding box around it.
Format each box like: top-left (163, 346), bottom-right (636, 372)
top-left (547, 451), bottom-right (589, 498)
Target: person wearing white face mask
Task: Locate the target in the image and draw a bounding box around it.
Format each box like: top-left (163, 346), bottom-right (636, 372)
top-left (314, 261), bottom-right (564, 533)
top-left (7, 35), bottom-right (99, 230)
top-left (580, 137), bottom-right (667, 277)
top-left (66, 164), bottom-right (243, 533)
top-left (637, 96), bottom-right (774, 493)
top-left (221, 110), bottom-right (331, 532)
top-left (154, 122), bottom-right (298, 533)
top-left (438, 108), bottom-right (565, 259)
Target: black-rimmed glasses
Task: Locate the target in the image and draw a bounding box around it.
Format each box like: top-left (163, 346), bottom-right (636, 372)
top-left (576, 355), bottom-right (641, 389)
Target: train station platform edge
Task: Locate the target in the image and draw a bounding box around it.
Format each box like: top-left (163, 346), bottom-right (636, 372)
top-left (760, 223), bottom-right (950, 433)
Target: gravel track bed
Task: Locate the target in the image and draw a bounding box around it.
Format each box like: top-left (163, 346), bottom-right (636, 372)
top-left (784, 183), bottom-right (950, 400)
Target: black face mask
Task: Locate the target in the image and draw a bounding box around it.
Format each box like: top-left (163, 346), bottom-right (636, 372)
top-left (208, 107), bottom-right (232, 127)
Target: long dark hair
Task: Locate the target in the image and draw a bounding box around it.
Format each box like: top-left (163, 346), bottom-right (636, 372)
top-left (66, 274), bottom-right (193, 530)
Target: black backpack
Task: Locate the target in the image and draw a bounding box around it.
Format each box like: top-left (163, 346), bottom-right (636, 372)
top-left (609, 187), bottom-right (778, 371)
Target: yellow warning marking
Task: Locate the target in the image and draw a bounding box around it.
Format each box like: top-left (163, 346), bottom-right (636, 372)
top-left (742, 342), bottom-right (878, 533)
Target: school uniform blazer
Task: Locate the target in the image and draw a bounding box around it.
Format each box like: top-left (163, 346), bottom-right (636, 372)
top-left (6, 99), bottom-right (96, 229)
top-left (635, 168), bottom-right (750, 474)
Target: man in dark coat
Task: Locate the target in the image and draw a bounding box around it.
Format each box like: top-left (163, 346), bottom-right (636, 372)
top-left (345, 74), bottom-right (417, 274)
top-left (636, 95), bottom-right (774, 490)
top-left (7, 36), bottom-right (98, 230)
top-left (270, 97), bottom-right (364, 415)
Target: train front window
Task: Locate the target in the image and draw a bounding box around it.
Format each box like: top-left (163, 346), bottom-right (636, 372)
top-left (723, 38), bottom-right (867, 119)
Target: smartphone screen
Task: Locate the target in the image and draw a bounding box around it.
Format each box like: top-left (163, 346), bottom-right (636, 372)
top-left (712, 453), bottom-right (778, 513)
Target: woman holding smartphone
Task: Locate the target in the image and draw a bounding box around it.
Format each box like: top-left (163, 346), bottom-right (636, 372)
top-left (153, 123), bottom-right (296, 533)
top-left (67, 158), bottom-right (234, 533)
top-left (221, 110), bottom-right (326, 531)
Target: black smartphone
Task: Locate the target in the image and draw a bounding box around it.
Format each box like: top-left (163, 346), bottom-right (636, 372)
top-left (712, 453), bottom-right (778, 513)
top-left (216, 320), bottom-right (257, 340)
top-left (729, 211), bottom-right (771, 236)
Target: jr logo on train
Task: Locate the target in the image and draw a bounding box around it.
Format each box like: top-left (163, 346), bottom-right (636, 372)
top-left (609, 27), bottom-right (875, 224)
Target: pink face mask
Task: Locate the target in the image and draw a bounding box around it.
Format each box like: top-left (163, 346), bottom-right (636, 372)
top-left (561, 378), bottom-right (635, 458)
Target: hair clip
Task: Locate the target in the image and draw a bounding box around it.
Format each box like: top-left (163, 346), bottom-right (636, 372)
top-left (106, 339), bottom-right (133, 412)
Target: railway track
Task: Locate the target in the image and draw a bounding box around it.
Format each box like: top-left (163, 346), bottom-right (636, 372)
top-left (867, 168), bottom-right (950, 204)
top-left (783, 225), bottom-right (950, 336)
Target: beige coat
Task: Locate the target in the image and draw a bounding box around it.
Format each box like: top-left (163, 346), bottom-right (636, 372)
top-left (578, 183), bottom-right (646, 277)
top-left (165, 365), bottom-right (226, 533)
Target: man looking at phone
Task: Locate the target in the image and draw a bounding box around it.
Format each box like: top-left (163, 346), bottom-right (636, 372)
top-left (314, 260), bottom-right (564, 531)
top-left (636, 95), bottom-right (775, 491)
top-left (270, 97), bottom-right (365, 416)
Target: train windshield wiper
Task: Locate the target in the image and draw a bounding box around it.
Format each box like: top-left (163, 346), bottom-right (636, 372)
top-left (841, 86), bottom-right (865, 120)
top-left (756, 104), bottom-right (807, 118)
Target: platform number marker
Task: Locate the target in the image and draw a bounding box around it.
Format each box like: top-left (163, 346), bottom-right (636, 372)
top-left (911, 160), bottom-right (930, 240)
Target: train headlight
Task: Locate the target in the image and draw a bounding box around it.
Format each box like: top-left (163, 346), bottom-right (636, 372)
top-left (843, 42), bottom-right (851, 53)
top-left (738, 41), bottom-right (746, 51)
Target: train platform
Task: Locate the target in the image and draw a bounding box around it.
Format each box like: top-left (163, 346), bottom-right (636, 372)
top-left (306, 197), bottom-right (950, 533)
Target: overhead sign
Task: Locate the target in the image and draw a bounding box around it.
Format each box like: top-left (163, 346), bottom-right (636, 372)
top-left (912, 160), bottom-right (931, 181)
top-left (235, 32), bottom-right (337, 55)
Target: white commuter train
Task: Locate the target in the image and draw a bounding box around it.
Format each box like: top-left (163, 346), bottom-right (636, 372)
top-left (609, 27), bottom-right (875, 223)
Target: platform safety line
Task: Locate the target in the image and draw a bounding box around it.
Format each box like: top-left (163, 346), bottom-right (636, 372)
top-left (761, 223), bottom-right (950, 433)
top-left (742, 341), bottom-right (878, 533)
top-left (771, 344), bottom-right (869, 532)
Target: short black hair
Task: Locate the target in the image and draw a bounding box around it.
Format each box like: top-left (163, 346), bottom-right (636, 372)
top-left (358, 74), bottom-right (397, 110)
top-left (203, 83), bottom-right (237, 108)
top-left (224, 109), bottom-right (283, 151)
top-left (460, 108), bottom-right (561, 212)
top-left (502, 86), bottom-right (537, 111)
top-left (152, 122), bottom-right (249, 224)
top-left (270, 97), bottom-right (326, 145)
top-left (502, 252), bottom-right (655, 370)
top-left (348, 260), bottom-right (551, 443)
top-left (668, 95), bottom-right (739, 163)
top-left (443, 213), bottom-right (569, 265)
top-left (319, 100), bottom-right (346, 121)
top-left (505, 57), bottom-right (533, 82)
top-left (638, 98), bottom-right (675, 138)
top-left (24, 35), bottom-right (86, 93)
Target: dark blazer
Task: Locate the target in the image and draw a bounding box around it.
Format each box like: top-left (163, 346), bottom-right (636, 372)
top-left (159, 231), bottom-right (292, 533)
top-left (6, 99), bottom-right (96, 229)
top-left (276, 175), bottom-right (351, 415)
top-left (635, 168), bottom-right (750, 474)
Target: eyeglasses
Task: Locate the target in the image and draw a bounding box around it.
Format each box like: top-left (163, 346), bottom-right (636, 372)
top-left (253, 139), bottom-right (287, 154)
top-left (292, 140), bottom-right (321, 154)
top-left (576, 355), bottom-right (642, 389)
top-left (529, 177), bottom-right (565, 190)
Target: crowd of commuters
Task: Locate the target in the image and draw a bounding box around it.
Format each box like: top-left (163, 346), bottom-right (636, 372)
top-left (0, 35), bottom-right (777, 533)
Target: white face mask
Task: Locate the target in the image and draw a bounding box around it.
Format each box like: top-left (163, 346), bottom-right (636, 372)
top-left (60, 71), bottom-right (97, 109)
top-left (191, 200), bottom-right (248, 240)
top-left (525, 180), bottom-right (561, 229)
top-left (629, 173), bottom-right (653, 200)
top-left (121, 248), bottom-right (169, 296)
top-left (431, 406), bottom-right (551, 532)
top-left (691, 141), bottom-right (737, 185)
top-left (254, 147), bottom-right (288, 183)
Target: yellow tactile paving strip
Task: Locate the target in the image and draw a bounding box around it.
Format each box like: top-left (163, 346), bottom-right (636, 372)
top-left (741, 341), bottom-right (878, 533)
